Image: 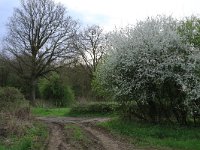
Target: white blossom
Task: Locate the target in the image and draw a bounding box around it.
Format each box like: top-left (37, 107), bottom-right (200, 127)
top-left (96, 16), bottom-right (200, 113)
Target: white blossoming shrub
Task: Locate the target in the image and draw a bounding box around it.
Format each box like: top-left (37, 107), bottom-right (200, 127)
top-left (95, 16), bottom-right (200, 124)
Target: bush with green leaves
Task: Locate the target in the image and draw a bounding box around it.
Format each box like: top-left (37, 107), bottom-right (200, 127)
top-left (95, 16), bottom-right (200, 124)
top-left (39, 73), bottom-right (75, 107)
top-left (70, 102), bottom-right (118, 115)
top-left (178, 16), bottom-right (200, 48)
top-left (0, 87), bottom-right (28, 113)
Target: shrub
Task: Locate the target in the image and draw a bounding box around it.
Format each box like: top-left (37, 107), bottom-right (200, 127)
top-left (39, 73), bottom-right (75, 107)
top-left (92, 75), bottom-right (114, 101)
top-left (0, 87), bottom-right (28, 113)
top-left (70, 102), bottom-right (118, 115)
top-left (95, 16), bottom-right (200, 124)
top-left (0, 87), bottom-right (30, 140)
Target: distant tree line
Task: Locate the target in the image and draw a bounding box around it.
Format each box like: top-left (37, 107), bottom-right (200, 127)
top-left (0, 0), bottom-right (107, 103)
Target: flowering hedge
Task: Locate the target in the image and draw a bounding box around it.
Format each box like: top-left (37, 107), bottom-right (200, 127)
top-left (95, 16), bottom-right (200, 124)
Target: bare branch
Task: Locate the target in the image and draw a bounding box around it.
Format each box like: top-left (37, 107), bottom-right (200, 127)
top-left (3, 0), bottom-right (78, 101)
top-left (74, 25), bottom-right (108, 76)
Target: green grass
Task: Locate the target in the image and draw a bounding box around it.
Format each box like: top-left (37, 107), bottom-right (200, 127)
top-left (68, 111), bottom-right (116, 117)
top-left (0, 121), bottom-right (48, 150)
top-left (69, 102), bottom-right (118, 117)
top-left (31, 107), bottom-right (116, 117)
top-left (64, 124), bottom-right (84, 141)
top-left (32, 107), bottom-right (200, 149)
top-left (98, 119), bottom-right (200, 150)
top-left (31, 107), bottom-right (71, 117)
top-left (32, 101), bottom-right (118, 117)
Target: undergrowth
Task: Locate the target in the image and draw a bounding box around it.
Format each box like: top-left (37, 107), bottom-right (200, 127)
top-left (0, 121), bottom-right (48, 150)
top-left (31, 107), bottom-right (71, 117)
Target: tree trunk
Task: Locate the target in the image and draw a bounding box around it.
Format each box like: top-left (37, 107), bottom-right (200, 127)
top-left (30, 78), bottom-right (37, 103)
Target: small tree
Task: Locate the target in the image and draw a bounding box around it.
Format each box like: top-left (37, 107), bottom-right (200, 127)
top-left (39, 73), bottom-right (75, 107)
top-left (74, 25), bottom-right (108, 77)
top-left (96, 16), bottom-right (200, 124)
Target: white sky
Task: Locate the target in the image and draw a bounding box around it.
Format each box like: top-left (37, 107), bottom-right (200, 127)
top-left (0, 0), bottom-right (200, 36)
top-left (54, 0), bottom-right (200, 31)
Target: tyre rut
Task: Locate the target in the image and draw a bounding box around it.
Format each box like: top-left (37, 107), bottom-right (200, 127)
top-left (38, 117), bottom-right (137, 150)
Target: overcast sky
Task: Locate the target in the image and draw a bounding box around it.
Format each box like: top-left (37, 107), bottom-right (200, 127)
top-left (0, 0), bottom-right (200, 38)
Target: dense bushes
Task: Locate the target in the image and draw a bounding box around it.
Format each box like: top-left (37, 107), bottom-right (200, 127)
top-left (95, 16), bottom-right (200, 124)
top-left (0, 86), bottom-right (32, 147)
top-left (70, 102), bottom-right (118, 115)
top-left (39, 73), bottom-right (75, 107)
top-left (0, 87), bottom-right (29, 113)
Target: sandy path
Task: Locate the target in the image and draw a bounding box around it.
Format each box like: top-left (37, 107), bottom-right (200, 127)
top-left (46, 123), bottom-right (71, 150)
top-left (37, 117), bottom-right (149, 150)
top-left (83, 126), bottom-right (132, 150)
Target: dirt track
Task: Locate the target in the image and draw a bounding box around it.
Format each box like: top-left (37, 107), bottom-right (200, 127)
top-left (37, 117), bottom-right (138, 150)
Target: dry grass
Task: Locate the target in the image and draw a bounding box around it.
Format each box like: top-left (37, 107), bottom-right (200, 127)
top-left (0, 108), bottom-right (48, 150)
top-left (0, 108), bottom-right (32, 138)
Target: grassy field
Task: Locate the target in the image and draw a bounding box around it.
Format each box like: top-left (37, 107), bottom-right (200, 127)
top-left (0, 121), bottom-right (48, 150)
top-left (99, 119), bottom-right (200, 150)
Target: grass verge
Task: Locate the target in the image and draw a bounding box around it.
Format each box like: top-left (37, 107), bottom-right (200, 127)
top-left (31, 107), bottom-right (116, 117)
top-left (98, 119), bottom-right (200, 150)
top-left (0, 121), bottom-right (48, 150)
top-left (64, 124), bottom-right (84, 141)
top-left (68, 111), bottom-right (116, 117)
top-left (31, 107), bottom-right (71, 117)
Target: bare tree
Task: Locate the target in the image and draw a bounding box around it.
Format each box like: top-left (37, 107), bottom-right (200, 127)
top-left (74, 25), bottom-right (107, 77)
top-left (3, 0), bottom-right (78, 102)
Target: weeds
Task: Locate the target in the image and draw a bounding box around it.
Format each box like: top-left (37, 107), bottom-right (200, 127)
top-left (65, 124), bottom-right (84, 141)
top-left (0, 121), bottom-right (48, 150)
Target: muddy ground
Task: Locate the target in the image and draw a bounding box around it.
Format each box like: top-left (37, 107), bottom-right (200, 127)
top-left (37, 117), bottom-right (157, 150)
